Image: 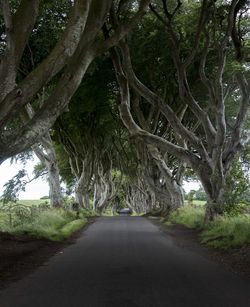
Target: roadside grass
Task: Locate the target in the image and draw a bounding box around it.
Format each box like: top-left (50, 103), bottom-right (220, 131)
top-left (0, 201), bottom-right (96, 241)
top-left (9, 208), bottom-right (88, 241)
top-left (166, 204), bottom-right (250, 249)
top-left (131, 212), bottom-right (146, 216)
top-left (170, 205), bottom-right (205, 229)
top-left (201, 214), bottom-right (250, 249)
top-left (164, 221), bottom-right (174, 227)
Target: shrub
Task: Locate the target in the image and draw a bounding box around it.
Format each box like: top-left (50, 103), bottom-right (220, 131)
top-left (40, 196), bottom-right (50, 200)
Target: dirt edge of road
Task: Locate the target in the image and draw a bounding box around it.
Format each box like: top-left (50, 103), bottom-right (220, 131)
top-left (151, 219), bottom-right (250, 279)
top-left (0, 217), bottom-right (97, 290)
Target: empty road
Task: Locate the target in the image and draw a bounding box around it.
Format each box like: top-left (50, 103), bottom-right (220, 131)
top-left (0, 216), bottom-right (250, 306)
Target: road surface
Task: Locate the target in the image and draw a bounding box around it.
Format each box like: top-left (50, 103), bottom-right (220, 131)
top-left (0, 216), bottom-right (250, 306)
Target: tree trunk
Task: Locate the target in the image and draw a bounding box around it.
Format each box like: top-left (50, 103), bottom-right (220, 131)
top-left (22, 104), bottom-right (65, 208)
top-left (197, 167), bottom-right (226, 221)
top-left (46, 158), bottom-right (65, 208)
top-left (75, 175), bottom-right (90, 209)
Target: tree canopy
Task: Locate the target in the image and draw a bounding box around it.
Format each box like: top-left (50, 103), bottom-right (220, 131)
top-left (0, 0), bottom-right (249, 219)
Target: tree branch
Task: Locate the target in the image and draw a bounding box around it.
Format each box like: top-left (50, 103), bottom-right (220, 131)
top-left (94, 0), bottom-right (150, 56)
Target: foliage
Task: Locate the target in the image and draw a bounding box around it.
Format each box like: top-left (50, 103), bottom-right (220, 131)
top-left (170, 206), bottom-right (205, 229)
top-left (166, 204), bottom-right (250, 249)
top-left (164, 221), bottom-right (174, 227)
top-left (33, 162), bottom-right (47, 180)
top-left (7, 208), bottom-right (88, 241)
top-left (194, 188), bottom-right (207, 201)
top-left (1, 164), bottom-right (47, 204)
top-left (40, 196), bottom-right (50, 200)
top-left (201, 214), bottom-right (250, 249)
top-left (224, 156), bottom-right (250, 206)
top-left (1, 170), bottom-right (27, 203)
top-left (192, 200), bottom-right (206, 206)
top-left (79, 207), bottom-right (98, 218)
top-left (219, 201), bottom-right (250, 217)
top-left (0, 201), bottom-right (50, 228)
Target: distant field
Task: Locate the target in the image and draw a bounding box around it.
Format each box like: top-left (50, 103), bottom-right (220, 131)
top-left (184, 200), bottom-right (206, 206)
top-left (0, 199), bottom-right (50, 206)
top-left (193, 200), bottom-right (206, 206)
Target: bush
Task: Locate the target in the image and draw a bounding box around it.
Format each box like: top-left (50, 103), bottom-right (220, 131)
top-left (201, 214), bottom-right (250, 249)
top-left (170, 205), bottom-right (205, 228)
top-left (223, 201), bottom-right (250, 216)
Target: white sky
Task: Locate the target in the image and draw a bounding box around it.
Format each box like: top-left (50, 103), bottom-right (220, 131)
top-left (0, 158), bottom-right (201, 200)
top-left (183, 181), bottom-right (200, 193)
top-left (0, 157), bottom-right (49, 200)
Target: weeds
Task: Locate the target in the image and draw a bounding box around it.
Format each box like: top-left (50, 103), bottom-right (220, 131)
top-left (166, 204), bottom-right (250, 249)
top-left (201, 214), bottom-right (250, 249)
top-left (0, 206), bottom-right (92, 241)
top-left (164, 221), bottom-right (173, 227)
top-left (170, 206), bottom-right (205, 229)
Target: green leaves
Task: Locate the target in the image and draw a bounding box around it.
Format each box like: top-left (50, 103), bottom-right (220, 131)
top-left (1, 169), bottom-right (27, 204)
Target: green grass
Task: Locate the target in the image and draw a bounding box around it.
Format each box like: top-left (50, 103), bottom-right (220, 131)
top-left (0, 199), bottom-right (50, 207)
top-left (184, 200), bottom-right (206, 206)
top-left (167, 204), bottom-right (250, 249)
top-left (170, 205), bottom-right (206, 229)
top-left (131, 212), bottom-right (145, 216)
top-left (159, 217), bottom-right (165, 223)
top-left (193, 200), bottom-right (206, 206)
top-left (201, 214), bottom-right (250, 249)
top-left (164, 221), bottom-right (174, 227)
top-left (1, 207), bottom-right (89, 241)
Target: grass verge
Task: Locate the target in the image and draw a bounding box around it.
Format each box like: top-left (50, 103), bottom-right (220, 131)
top-left (170, 205), bottom-right (205, 229)
top-left (8, 208), bottom-right (88, 241)
top-left (201, 214), bottom-right (250, 249)
top-left (166, 205), bottom-right (250, 249)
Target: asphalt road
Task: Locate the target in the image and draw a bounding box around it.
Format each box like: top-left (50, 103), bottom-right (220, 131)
top-left (0, 216), bottom-right (250, 307)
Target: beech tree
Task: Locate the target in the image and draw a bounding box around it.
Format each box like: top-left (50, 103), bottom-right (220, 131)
top-left (0, 0), bottom-right (150, 163)
top-left (52, 57), bottom-right (125, 211)
top-left (22, 102), bottom-right (65, 207)
top-left (110, 0), bottom-right (249, 220)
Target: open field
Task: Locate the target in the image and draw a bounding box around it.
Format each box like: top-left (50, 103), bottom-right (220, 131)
top-left (184, 200), bottom-right (206, 206)
top-left (193, 200), bottom-right (206, 206)
top-left (0, 199), bottom-right (50, 206)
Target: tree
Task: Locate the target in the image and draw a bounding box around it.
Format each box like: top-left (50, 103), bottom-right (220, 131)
top-left (0, 0), bottom-right (150, 163)
top-left (21, 98), bottom-right (65, 207)
top-left (52, 56), bottom-right (125, 210)
top-left (110, 0), bottom-right (249, 220)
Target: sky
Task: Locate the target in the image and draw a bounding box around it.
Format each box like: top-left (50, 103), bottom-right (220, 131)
top-left (0, 158), bottom-right (200, 200)
top-left (0, 157), bottom-right (49, 200)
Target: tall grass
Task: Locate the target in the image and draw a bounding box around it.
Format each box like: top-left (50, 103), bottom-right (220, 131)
top-left (0, 199), bottom-right (50, 206)
top-left (6, 208), bottom-right (88, 241)
top-left (170, 205), bottom-right (205, 228)
top-left (201, 214), bottom-right (250, 249)
top-left (168, 204), bottom-right (250, 249)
